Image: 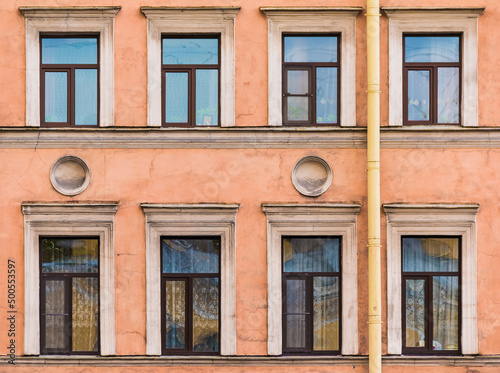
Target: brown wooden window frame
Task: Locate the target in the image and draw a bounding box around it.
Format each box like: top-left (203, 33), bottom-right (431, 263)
top-left (281, 235), bottom-right (342, 355)
top-left (40, 34), bottom-right (100, 128)
top-left (282, 34), bottom-right (341, 127)
top-left (161, 236), bottom-right (221, 356)
top-left (402, 33), bottom-right (462, 126)
top-left (161, 35), bottom-right (221, 128)
top-left (401, 235), bottom-right (462, 355)
top-left (39, 236), bottom-right (100, 355)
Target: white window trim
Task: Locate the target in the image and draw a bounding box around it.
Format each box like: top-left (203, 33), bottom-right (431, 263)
top-left (22, 202), bottom-right (118, 356)
top-left (19, 7), bottom-right (120, 127)
top-left (384, 203), bottom-right (479, 355)
top-left (141, 7), bottom-right (239, 128)
top-left (141, 203), bottom-right (238, 356)
top-left (382, 7), bottom-right (484, 127)
top-left (260, 7), bottom-right (361, 127)
top-left (262, 203), bottom-right (360, 355)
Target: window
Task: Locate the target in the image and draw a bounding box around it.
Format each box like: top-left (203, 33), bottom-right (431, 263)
top-left (383, 7), bottom-right (484, 127)
top-left (283, 35), bottom-right (339, 126)
top-left (40, 237), bottom-right (100, 354)
top-left (41, 36), bottom-right (99, 126)
top-left (263, 203), bottom-right (360, 356)
top-left (384, 203), bottom-right (479, 355)
top-left (161, 237), bottom-right (220, 354)
top-left (20, 7), bottom-right (120, 127)
top-left (22, 202), bottom-right (118, 356)
top-left (162, 36), bottom-right (220, 127)
top-left (402, 237), bottom-right (461, 354)
top-left (142, 203), bottom-right (238, 356)
top-left (141, 7), bottom-right (239, 127)
top-left (403, 35), bottom-right (461, 125)
top-left (261, 7), bottom-right (360, 127)
top-left (282, 236), bottom-right (341, 354)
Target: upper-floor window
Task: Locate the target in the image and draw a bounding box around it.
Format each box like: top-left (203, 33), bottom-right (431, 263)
top-left (161, 237), bottom-right (220, 355)
top-left (403, 35), bottom-right (461, 125)
top-left (162, 36), bottom-right (220, 127)
top-left (402, 236), bottom-right (461, 354)
top-left (41, 36), bottom-right (99, 127)
top-left (40, 237), bottom-right (100, 354)
top-left (282, 236), bottom-right (341, 354)
top-left (283, 35), bottom-right (339, 126)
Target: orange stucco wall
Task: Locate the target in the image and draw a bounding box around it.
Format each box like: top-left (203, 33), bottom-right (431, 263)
top-left (1, 0), bottom-right (500, 371)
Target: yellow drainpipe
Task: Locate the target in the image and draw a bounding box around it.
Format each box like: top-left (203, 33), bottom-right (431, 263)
top-left (366, 0), bottom-right (382, 372)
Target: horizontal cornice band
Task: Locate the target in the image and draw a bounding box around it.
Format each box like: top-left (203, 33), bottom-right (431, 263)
top-left (2, 355), bottom-right (500, 367)
top-left (3, 127), bottom-right (500, 149)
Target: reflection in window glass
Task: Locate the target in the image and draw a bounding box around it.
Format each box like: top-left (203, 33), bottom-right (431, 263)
top-left (408, 70), bottom-right (430, 121)
top-left (282, 236), bottom-right (341, 353)
top-left (40, 237), bottom-right (99, 354)
top-left (45, 72), bottom-right (68, 123)
top-left (162, 237), bottom-right (220, 355)
top-left (41, 238), bottom-right (98, 273)
top-left (316, 67), bottom-right (338, 124)
top-left (163, 38), bottom-right (218, 65)
top-left (402, 237), bottom-right (460, 354)
top-left (75, 69), bottom-right (98, 125)
top-left (165, 72), bottom-right (189, 123)
top-left (438, 68), bottom-right (460, 124)
top-left (284, 36), bottom-right (338, 63)
top-left (195, 69), bottom-right (218, 126)
top-left (42, 38), bottom-right (98, 65)
top-left (405, 36), bottom-right (460, 63)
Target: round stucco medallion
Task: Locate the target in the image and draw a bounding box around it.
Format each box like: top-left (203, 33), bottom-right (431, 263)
top-left (292, 156), bottom-right (333, 197)
top-left (50, 156), bottom-right (91, 196)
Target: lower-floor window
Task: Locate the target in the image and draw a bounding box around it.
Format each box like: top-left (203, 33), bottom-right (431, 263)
top-left (40, 237), bottom-right (100, 354)
top-left (282, 236), bottom-right (341, 354)
top-left (161, 237), bottom-right (220, 355)
top-left (402, 236), bottom-right (461, 354)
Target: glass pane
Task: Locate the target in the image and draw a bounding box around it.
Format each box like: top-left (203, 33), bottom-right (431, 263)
top-left (165, 72), bottom-right (188, 123)
top-left (195, 69), bottom-right (218, 126)
top-left (287, 97), bottom-right (309, 121)
top-left (405, 36), bottom-right (460, 63)
top-left (283, 237), bottom-right (340, 273)
top-left (408, 70), bottom-right (430, 121)
top-left (286, 279), bottom-right (306, 313)
top-left (44, 279), bottom-right (66, 314)
top-left (433, 276), bottom-right (459, 351)
top-left (286, 315), bottom-right (306, 348)
top-left (44, 315), bottom-right (69, 350)
top-left (438, 67), bottom-right (460, 124)
top-left (41, 238), bottom-right (99, 273)
top-left (287, 70), bottom-right (309, 94)
top-left (72, 277), bottom-right (99, 352)
top-left (162, 238), bottom-right (220, 274)
top-left (316, 67), bottom-right (338, 124)
top-left (284, 36), bottom-right (337, 63)
top-left (403, 237), bottom-right (460, 272)
top-left (405, 279), bottom-right (426, 348)
top-left (165, 280), bottom-right (186, 349)
top-left (75, 69), bottom-right (98, 125)
top-left (42, 38), bottom-right (98, 65)
top-left (313, 277), bottom-right (339, 351)
top-left (163, 38), bottom-right (218, 65)
top-left (45, 72), bottom-right (67, 123)
top-left (193, 278), bottom-right (219, 352)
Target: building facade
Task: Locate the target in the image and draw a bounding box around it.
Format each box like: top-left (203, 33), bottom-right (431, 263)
top-left (1, 0), bottom-right (499, 372)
